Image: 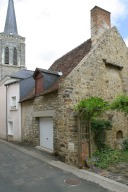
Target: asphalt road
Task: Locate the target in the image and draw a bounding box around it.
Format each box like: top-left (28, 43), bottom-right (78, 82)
top-left (0, 141), bottom-right (110, 192)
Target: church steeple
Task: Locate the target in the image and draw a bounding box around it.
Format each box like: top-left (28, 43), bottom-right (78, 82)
top-left (4, 0), bottom-right (18, 35)
top-left (0, 0), bottom-right (26, 80)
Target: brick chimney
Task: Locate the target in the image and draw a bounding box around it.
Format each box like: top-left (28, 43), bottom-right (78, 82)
top-left (91, 6), bottom-right (111, 46)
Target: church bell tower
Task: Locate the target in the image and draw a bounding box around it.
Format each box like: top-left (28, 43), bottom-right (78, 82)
top-left (0, 0), bottom-right (26, 80)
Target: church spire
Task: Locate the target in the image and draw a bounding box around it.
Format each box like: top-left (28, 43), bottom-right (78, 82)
top-left (4, 0), bottom-right (18, 35)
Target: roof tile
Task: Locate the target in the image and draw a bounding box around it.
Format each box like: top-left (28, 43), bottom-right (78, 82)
top-left (21, 38), bottom-right (91, 102)
top-left (49, 39), bottom-right (91, 76)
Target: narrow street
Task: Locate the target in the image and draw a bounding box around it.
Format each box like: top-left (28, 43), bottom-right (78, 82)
top-left (0, 140), bottom-right (110, 192)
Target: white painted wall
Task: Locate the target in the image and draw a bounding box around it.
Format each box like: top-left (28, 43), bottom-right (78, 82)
top-left (7, 82), bottom-right (21, 141)
top-left (0, 82), bottom-right (7, 139)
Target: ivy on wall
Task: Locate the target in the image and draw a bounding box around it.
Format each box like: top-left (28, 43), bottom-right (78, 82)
top-left (91, 119), bottom-right (112, 151)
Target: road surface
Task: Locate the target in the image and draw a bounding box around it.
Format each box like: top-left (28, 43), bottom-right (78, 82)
top-left (0, 140), bottom-right (110, 192)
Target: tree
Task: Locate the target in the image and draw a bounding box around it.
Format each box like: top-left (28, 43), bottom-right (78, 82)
top-left (75, 97), bottom-right (108, 158)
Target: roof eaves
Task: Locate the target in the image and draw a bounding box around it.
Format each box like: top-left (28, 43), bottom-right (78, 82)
top-left (40, 87), bottom-right (58, 96)
top-left (33, 68), bottom-right (60, 79)
top-left (20, 88), bottom-right (35, 103)
top-left (20, 95), bottom-right (35, 103)
top-left (5, 79), bottom-right (19, 86)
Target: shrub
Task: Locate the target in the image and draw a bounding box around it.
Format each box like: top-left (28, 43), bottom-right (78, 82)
top-left (122, 138), bottom-right (128, 150)
top-left (110, 95), bottom-right (128, 114)
top-left (93, 149), bottom-right (122, 169)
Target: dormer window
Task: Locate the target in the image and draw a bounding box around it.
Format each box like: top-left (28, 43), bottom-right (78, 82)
top-left (5, 47), bottom-right (9, 64)
top-left (13, 48), bottom-right (17, 65)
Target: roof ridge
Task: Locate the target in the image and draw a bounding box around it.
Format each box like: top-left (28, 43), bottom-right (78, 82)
top-left (34, 68), bottom-right (60, 75)
top-left (49, 38), bottom-right (91, 69)
top-left (49, 38), bottom-right (91, 76)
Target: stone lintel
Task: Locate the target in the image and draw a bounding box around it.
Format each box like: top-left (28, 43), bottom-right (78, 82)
top-left (103, 59), bottom-right (123, 70)
top-left (33, 110), bottom-right (55, 117)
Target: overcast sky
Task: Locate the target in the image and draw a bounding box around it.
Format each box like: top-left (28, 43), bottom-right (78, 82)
top-left (0, 0), bottom-right (128, 70)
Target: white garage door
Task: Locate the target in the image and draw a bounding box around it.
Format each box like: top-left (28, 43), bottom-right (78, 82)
top-left (39, 117), bottom-right (53, 150)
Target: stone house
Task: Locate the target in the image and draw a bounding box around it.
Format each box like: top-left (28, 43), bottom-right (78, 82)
top-left (21, 6), bottom-right (128, 165)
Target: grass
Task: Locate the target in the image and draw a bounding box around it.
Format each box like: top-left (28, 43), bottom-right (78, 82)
top-left (120, 150), bottom-right (128, 162)
top-left (91, 149), bottom-right (128, 169)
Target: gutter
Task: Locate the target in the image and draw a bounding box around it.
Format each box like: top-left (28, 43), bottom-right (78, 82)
top-left (5, 85), bottom-right (8, 140)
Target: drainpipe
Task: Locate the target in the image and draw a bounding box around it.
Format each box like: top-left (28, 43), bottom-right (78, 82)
top-left (6, 85), bottom-right (8, 140)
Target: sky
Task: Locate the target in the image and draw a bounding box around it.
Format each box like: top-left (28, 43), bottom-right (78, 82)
top-left (0, 0), bottom-right (128, 71)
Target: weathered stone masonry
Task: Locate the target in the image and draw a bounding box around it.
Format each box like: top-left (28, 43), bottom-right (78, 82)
top-left (22, 92), bottom-right (59, 148)
top-left (21, 7), bottom-right (128, 166)
top-left (22, 26), bottom-right (128, 165)
top-left (55, 27), bottom-right (128, 164)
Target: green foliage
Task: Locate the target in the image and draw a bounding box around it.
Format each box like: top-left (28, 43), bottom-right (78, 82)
top-left (111, 95), bottom-right (128, 113)
top-left (122, 138), bottom-right (128, 150)
top-left (93, 149), bottom-right (122, 168)
top-left (121, 150), bottom-right (128, 162)
top-left (75, 97), bottom-right (109, 158)
top-left (91, 119), bottom-right (112, 151)
top-left (75, 97), bottom-right (108, 119)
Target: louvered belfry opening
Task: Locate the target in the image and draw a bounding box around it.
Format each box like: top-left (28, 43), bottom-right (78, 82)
top-left (13, 47), bottom-right (17, 65)
top-left (5, 47), bottom-right (9, 64)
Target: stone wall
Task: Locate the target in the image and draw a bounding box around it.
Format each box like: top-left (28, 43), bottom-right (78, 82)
top-left (55, 27), bottom-right (128, 165)
top-left (33, 92), bottom-right (59, 149)
top-left (21, 100), bottom-right (37, 145)
top-left (21, 92), bottom-right (59, 147)
top-left (0, 65), bottom-right (25, 80)
top-left (22, 26), bottom-right (128, 166)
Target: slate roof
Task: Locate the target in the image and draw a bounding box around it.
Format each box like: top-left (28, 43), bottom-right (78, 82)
top-left (20, 77), bottom-right (35, 100)
top-left (21, 38), bottom-right (91, 102)
top-left (20, 88), bottom-right (35, 103)
top-left (10, 69), bottom-right (34, 79)
top-left (33, 68), bottom-right (60, 92)
top-left (4, 69), bottom-right (35, 102)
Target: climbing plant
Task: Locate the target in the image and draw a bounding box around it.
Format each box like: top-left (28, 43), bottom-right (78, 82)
top-left (75, 97), bottom-right (108, 118)
top-left (110, 95), bottom-right (128, 114)
top-left (91, 119), bottom-right (112, 151)
top-left (75, 97), bottom-right (109, 157)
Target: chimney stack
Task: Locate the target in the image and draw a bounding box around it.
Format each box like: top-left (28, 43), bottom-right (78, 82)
top-left (91, 6), bottom-right (111, 46)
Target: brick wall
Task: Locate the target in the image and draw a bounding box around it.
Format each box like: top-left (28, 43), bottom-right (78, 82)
top-left (91, 6), bottom-right (111, 46)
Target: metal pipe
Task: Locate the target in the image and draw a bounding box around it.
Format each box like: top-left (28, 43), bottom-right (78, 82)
top-left (6, 85), bottom-right (8, 140)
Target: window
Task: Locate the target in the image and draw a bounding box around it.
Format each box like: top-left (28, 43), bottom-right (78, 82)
top-left (8, 121), bottom-right (13, 135)
top-left (10, 96), bottom-right (17, 110)
top-left (5, 47), bottom-right (9, 64)
top-left (116, 130), bottom-right (123, 139)
top-left (13, 48), bottom-right (17, 65)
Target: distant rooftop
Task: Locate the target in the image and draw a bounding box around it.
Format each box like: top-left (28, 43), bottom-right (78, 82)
top-left (11, 69), bottom-right (34, 79)
top-left (21, 38), bottom-right (92, 102)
